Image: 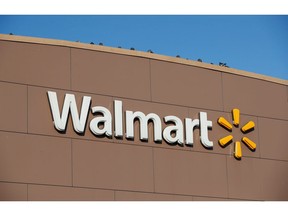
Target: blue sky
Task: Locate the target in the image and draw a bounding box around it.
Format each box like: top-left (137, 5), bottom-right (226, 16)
top-left (1, 15), bottom-right (287, 80)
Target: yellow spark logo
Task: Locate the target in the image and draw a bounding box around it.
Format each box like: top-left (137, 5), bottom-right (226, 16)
top-left (218, 109), bottom-right (256, 160)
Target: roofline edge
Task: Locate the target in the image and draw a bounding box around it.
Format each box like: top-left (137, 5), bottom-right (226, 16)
top-left (0, 34), bottom-right (287, 86)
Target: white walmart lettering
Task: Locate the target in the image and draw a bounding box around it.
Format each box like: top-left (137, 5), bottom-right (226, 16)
top-left (47, 91), bottom-right (213, 148)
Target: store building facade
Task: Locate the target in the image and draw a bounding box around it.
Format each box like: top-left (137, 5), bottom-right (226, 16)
top-left (0, 34), bottom-right (287, 201)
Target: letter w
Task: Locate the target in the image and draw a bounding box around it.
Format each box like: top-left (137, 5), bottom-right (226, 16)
top-left (47, 91), bottom-right (91, 133)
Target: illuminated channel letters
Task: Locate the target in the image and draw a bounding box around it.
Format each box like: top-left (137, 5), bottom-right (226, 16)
top-left (47, 91), bottom-right (213, 148)
top-left (47, 91), bottom-right (91, 133)
top-left (47, 91), bottom-right (256, 160)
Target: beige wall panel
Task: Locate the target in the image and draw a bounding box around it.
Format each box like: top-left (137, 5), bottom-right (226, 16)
top-left (227, 157), bottom-right (262, 200)
top-left (28, 185), bottom-right (114, 201)
top-left (154, 148), bottom-right (228, 197)
top-left (188, 108), bottom-right (260, 158)
top-left (28, 86), bottom-right (114, 143)
top-left (115, 191), bottom-right (192, 201)
top-left (259, 118), bottom-right (288, 161)
top-left (151, 60), bottom-right (223, 110)
top-left (0, 82), bottom-right (27, 133)
top-left (222, 73), bottom-right (288, 120)
top-left (0, 182), bottom-right (27, 201)
top-left (0, 35), bottom-right (287, 201)
top-left (73, 140), bottom-right (154, 192)
top-left (0, 41), bottom-right (70, 89)
top-left (113, 98), bottom-right (189, 151)
top-left (258, 159), bottom-right (288, 200)
top-left (0, 131), bottom-right (71, 186)
top-left (193, 196), bottom-right (230, 201)
top-left (71, 49), bottom-right (150, 100)
top-left (229, 158), bottom-right (288, 200)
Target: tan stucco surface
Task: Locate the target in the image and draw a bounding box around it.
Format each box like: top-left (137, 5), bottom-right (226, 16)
top-left (0, 34), bottom-right (287, 201)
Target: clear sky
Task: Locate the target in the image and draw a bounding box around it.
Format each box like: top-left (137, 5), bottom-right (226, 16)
top-left (1, 15), bottom-right (287, 80)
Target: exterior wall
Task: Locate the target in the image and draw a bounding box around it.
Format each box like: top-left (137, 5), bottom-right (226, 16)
top-left (0, 34), bottom-right (287, 201)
